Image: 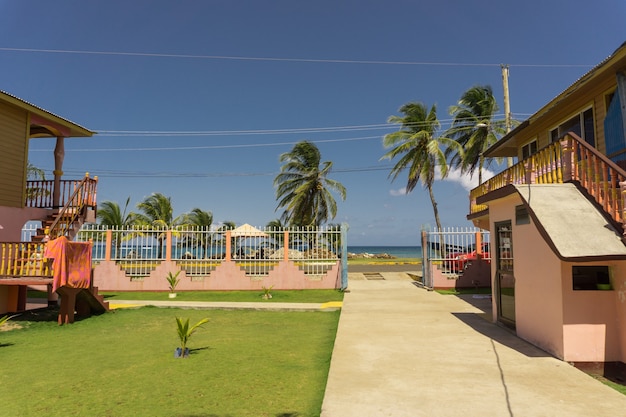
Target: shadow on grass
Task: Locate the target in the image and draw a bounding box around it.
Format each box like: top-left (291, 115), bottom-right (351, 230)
top-left (189, 346), bottom-right (211, 355)
top-left (0, 342), bottom-right (15, 348)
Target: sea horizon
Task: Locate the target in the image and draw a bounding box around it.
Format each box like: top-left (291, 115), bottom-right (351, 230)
top-left (347, 245), bottom-right (422, 259)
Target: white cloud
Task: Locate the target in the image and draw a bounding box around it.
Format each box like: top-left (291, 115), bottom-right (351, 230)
top-left (389, 187), bottom-right (407, 196)
top-left (438, 166), bottom-right (496, 191)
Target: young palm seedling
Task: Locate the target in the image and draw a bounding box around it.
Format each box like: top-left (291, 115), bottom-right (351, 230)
top-left (261, 285), bottom-right (274, 300)
top-left (175, 317), bottom-right (209, 358)
top-left (166, 270), bottom-right (181, 298)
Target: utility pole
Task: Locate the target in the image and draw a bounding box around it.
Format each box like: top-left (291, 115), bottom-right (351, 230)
top-left (501, 64), bottom-right (513, 167)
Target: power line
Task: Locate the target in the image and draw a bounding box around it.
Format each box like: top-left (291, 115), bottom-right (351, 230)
top-left (51, 164), bottom-right (396, 179)
top-left (92, 113), bottom-right (514, 137)
top-left (0, 47), bottom-right (595, 68)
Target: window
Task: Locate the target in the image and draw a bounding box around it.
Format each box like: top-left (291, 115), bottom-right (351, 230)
top-left (515, 205), bottom-right (530, 225)
top-left (550, 107), bottom-right (595, 147)
top-left (604, 90), bottom-right (626, 165)
top-left (572, 265), bottom-right (611, 290)
top-left (521, 140), bottom-right (537, 159)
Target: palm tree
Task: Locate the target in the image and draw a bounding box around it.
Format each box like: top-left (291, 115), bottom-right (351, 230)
top-left (26, 162), bottom-right (48, 200)
top-left (97, 197), bottom-right (134, 227)
top-left (447, 85), bottom-right (507, 184)
top-left (274, 141), bottom-right (347, 227)
top-left (183, 208), bottom-right (214, 258)
top-left (132, 193), bottom-right (185, 258)
top-left (266, 218), bottom-right (286, 249)
top-left (217, 221), bottom-right (237, 258)
top-left (96, 197), bottom-right (135, 257)
top-left (381, 102), bottom-right (461, 232)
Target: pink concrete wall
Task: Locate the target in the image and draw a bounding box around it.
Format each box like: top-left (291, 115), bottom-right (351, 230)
top-left (562, 261), bottom-right (621, 362)
top-left (488, 195), bottom-right (565, 358)
top-left (93, 259), bottom-right (341, 291)
top-left (430, 260), bottom-right (491, 290)
top-left (487, 192), bottom-right (626, 362)
top-left (615, 264), bottom-right (626, 362)
top-left (0, 206), bottom-right (51, 241)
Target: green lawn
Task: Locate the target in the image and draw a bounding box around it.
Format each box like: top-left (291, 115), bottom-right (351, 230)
top-left (0, 306), bottom-right (340, 417)
top-left (101, 289), bottom-right (344, 303)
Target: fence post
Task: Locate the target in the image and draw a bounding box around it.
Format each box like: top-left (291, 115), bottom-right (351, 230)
top-left (475, 231), bottom-right (483, 259)
top-left (225, 230), bottom-right (232, 261)
top-left (340, 223), bottom-right (348, 290)
top-left (283, 230), bottom-right (289, 262)
top-left (105, 229), bottom-right (112, 261)
top-left (421, 229), bottom-right (430, 288)
top-left (166, 230), bottom-right (173, 261)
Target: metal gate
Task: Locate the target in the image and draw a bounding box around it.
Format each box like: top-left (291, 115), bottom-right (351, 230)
top-left (420, 227), bottom-right (490, 289)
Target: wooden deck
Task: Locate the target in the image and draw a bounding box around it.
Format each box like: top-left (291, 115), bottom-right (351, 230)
top-left (0, 277), bottom-right (53, 286)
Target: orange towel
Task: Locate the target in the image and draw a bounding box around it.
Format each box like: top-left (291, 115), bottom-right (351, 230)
top-left (44, 236), bottom-right (92, 292)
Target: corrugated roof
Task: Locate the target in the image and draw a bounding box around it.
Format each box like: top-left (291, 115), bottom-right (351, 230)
top-left (0, 89), bottom-right (94, 137)
top-left (486, 41), bottom-right (626, 157)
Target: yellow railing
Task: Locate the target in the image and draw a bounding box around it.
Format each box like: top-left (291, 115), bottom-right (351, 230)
top-left (0, 242), bottom-right (51, 277)
top-left (469, 133), bottom-right (626, 227)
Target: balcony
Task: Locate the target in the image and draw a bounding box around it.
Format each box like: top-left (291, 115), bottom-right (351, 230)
top-left (469, 133), bottom-right (626, 234)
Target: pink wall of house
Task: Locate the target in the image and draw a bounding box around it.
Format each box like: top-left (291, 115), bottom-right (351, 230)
top-left (562, 262), bottom-right (623, 362)
top-left (93, 259), bottom-right (341, 292)
top-left (488, 195), bottom-right (565, 358)
top-left (0, 206), bottom-right (50, 241)
top-left (487, 193), bottom-right (626, 362)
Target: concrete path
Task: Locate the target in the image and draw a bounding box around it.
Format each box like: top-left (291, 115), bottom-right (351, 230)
top-left (320, 274), bottom-right (626, 417)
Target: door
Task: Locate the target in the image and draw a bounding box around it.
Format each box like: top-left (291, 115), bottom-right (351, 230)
top-left (495, 221), bottom-right (515, 327)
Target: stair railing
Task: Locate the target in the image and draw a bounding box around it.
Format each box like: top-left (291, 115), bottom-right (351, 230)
top-left (45, 174), bottom-right (98, 240)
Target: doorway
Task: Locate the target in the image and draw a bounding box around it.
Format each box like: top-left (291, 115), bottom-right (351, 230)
top-left (495, 221), bottom-right (515, 327)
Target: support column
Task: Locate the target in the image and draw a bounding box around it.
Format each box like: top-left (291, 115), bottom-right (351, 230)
top-left (53, 136), bottom-right (65, 208)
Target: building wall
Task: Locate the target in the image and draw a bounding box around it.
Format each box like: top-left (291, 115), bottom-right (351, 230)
top-left (487, 194), bottom-right (565, 358)
top-left (562, 261), bottom-right (625, 362)
top-left (488, 191), bottom-right (626, 362)
top-left (0, 206), bottom-right (51, 241)
top-left (93, 259), bottom-right (342, 291)
top-left (515, 74), bottom-right (617, 158)
top-left (0, 101), bottom-right (28, 208)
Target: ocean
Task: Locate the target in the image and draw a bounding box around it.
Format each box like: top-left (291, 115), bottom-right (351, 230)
top-left (347, 246), bottom-right (422, 259)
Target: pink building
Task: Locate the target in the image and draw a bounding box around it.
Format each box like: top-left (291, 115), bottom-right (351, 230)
top-left (469, 42), bottom-right (626, 368)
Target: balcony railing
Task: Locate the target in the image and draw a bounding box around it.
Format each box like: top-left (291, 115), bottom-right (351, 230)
top-left (26, 178), bottom-right (93, 209)
top-left (469, 132), bottom-right (626, 230)
top-left (0, 242), bottom-right (51, 277)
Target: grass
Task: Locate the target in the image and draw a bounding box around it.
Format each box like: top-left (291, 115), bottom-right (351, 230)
top-left (0, 306), bottom-right (340, 417)
top-left (592, 376), bottom-right (626, 395)
top-left (101, 289), bottom-right (344, 303)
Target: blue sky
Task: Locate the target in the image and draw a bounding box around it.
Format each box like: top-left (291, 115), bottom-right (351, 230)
top-left (1, 1), bottom-right (624, 245)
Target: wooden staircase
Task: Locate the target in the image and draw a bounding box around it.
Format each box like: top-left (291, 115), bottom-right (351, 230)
top-left (57, 285), bottom-right (109, 325)
top-left (0, 174), bottom-right (108, 321)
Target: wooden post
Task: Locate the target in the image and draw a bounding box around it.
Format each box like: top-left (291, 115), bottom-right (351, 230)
top-left (53, 136), bottom-right (65, 208)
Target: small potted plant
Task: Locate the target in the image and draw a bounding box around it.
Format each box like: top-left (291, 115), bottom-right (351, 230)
top-left (175, 317), bottom-right (209, 358)
top-left (261, 285), bottom-right (274, 300)
top-left (166, 270), bottom-right (181, 298)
